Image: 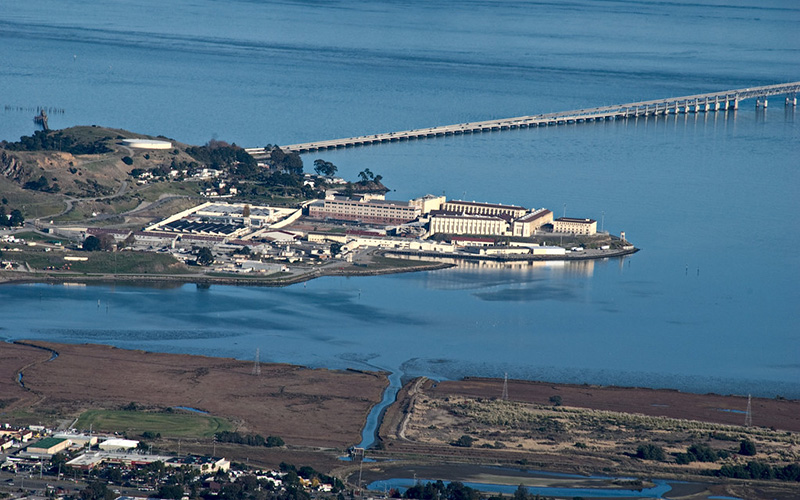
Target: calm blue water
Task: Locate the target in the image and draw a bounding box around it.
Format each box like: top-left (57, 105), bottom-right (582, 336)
top-left (1, 1), bottom-right (798, 401)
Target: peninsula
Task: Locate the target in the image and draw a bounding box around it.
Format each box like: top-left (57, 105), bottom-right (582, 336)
top-left (0, 126), bottom-right (635, 286)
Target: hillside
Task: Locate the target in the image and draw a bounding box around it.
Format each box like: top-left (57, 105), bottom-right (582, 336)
top-left (0, 126), bottom-right (209, 224)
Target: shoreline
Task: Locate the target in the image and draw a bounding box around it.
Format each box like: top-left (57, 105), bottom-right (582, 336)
top-left (384, 245), bottom-right (639, 262)
top-left (0, 246), bottom-right (636, 288)
top-left (5, 341), bottom-right (799, 499)
top-left (0, 260), bottom-right (455, 288)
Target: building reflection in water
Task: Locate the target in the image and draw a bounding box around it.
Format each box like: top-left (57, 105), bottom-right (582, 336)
top-left (385, 254), bottom-right (623, 291)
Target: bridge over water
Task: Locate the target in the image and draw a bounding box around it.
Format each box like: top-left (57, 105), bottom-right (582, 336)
top-left (246, 82), bottom-right (799, 158)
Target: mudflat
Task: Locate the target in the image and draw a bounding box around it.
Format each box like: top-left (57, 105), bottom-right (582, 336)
top-left (2, 341), bottom-right (387, 448)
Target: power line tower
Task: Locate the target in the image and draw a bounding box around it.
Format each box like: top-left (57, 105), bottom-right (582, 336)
top-left (252, 348), bottom-right (261, 376)
top-left (502, 373), bottom-right (509, 401)
top-left (744, 394), bottom-right (752, 427)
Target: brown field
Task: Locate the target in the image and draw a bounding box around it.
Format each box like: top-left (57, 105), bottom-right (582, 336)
top-left (429, 377), bottom-right (800, 431)
top-left (370, 377), bottom-right (800, 500)
top-left (1, 341), bottom-right (387, 449)
top-left (4, 342), bottom-right (800, 498)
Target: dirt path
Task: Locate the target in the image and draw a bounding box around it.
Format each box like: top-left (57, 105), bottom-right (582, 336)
top-left (398, 377), bottom-right (426, 441)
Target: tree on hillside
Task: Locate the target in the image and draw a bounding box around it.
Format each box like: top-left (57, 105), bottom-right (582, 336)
top-left (313, 159), bottom-right (337, 177)
top-left (636, 443), bottom-right (666, 461)
top-left (9, 209), bottom-right (24, 227)
top-left (450, 435), bottom-right (475, 447)
top-left (739, 439), bottom-right (757, 456)
top-left (357, 168), bottom-right (374, 183)
top-left (282, 152), bottom-right (303, 175)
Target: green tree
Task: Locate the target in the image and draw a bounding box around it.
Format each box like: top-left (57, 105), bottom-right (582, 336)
top-left (549, 395), bottom-right (562, 406)
top-left (98, 233), bottom-right (116, 251)
top-left (79, 481), bottom-right (115, 500)
top-left (282, 152), bottom-right (303, 175)
top-left (265, 435), bottom-right (284, 447)
top-left (122, 233), bottom-right (136, 248)
top-left (357, 168), bottom-right (374, 183)
top-left (450, 435), bottom-right (475, 447)
top-left (512, 484), bottom-right (529, 500)
top-left (9, 209), bottom-right (24, 227)
top-left (313, 159), bottom-right (337, 177)
top-left (196, 247), bottom-right (214, 266)
top-left (687, 443), bottom-right (718, 462)
top-left (739, 439), bottom-right (757, 456)
top-left (83, 235), bottom-right (101, 251)
top-left (156, 484), bottom-right (184, 499)
top-left (121, 156), bottom-right (133, 165)
top-left (636, 443), bottom-right (666, 461)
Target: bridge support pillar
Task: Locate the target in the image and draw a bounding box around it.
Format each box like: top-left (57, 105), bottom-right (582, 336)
top-left (714, 98), bottom-right (720, 111)
top-left (731, 98), bottom-right (738, 110)
top-left (786, 97), bottom-right (797, 107)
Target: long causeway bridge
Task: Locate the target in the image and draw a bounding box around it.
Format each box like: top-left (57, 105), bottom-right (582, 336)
top-left (246, 82), bottom-right (799, 158)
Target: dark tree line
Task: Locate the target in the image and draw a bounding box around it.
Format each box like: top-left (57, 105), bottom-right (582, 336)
top-left (24, 174), bottom-right (60, 192)
top-left (267, 147), bottom-right (303, 175)
top-left (0, 206), bottom-right (24, 227)
top-left (2, 130), bottom-right (112, 154)
top-left (214, 431), bottom-right (284, 448)
top-left (185, 140), bottom-right (257, 173)
top-left (718, 461), bottom-right (800, 481)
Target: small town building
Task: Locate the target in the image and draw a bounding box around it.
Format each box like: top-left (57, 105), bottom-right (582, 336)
top-left (53, 433), bottom-right (98, 447)
top-left (442, 200), bottom-right (527, 219)
top-left (552, 217), bottom-right (597, 235)
top-left (409, 194), bottom-right (446, 214)
top-left (512, 208), bottom-right (553, 237)
top-left (99, 438), bottom-right (139, 451)
top-left (307, 194), bottom-right (421, 225)
top-left (430, 214), bottom-right (510, 236)
top-left (27, 437), bottom-right (71, 455)
top-left (451, 237), bottom-right (495, 247)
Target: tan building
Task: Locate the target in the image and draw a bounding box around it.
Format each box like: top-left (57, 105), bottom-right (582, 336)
top-left (512, 209), bottom-right (553, 237)
top-left (308, 195), bottom-right (421, 225)
top-left (430, 214), bottom-right (510, 236)
top-left (552, 217), bottom-right (597, 235)
top-left (27, 437), bottom-right (71, 455)
top-left (443, 200), bottom-right (527, 219)
top-left (410, 194), bottom-right (446, 214)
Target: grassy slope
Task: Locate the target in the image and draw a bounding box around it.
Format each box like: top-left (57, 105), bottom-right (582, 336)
top-left (9, 248), bottom-right (192, 274)
top-left (2, 126), bottom-right (204, 221)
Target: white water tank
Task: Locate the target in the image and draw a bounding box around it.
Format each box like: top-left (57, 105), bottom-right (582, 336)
top-left (121, 139), bottom-right (173, 150)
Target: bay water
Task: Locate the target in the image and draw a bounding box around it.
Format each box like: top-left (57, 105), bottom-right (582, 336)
top-left (1, 0), bottom-right (798, 399)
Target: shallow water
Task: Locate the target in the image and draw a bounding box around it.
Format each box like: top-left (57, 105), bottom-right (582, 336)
top-left (1, 0), bottom-right (798, 407)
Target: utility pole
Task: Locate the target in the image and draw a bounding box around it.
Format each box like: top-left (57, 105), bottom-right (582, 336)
top-left (745, 394), bottom-right (753, 427)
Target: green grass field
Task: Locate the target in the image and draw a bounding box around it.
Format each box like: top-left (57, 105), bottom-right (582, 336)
top-left (75, 409), bottom-right (232, 438)
top-left (8, 248), bottom-right (192, 274)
